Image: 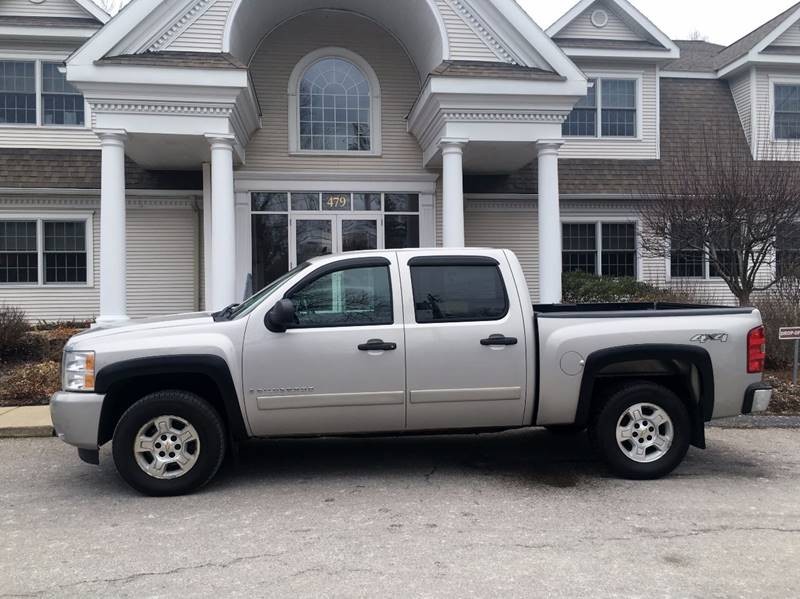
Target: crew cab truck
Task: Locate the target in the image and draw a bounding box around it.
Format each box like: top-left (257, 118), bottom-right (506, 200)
top-left (50, 249), bottom-right (772, 496)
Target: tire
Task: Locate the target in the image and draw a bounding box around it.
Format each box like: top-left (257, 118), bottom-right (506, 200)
top-left (545, 424), bottom-right (586, 436)
top-left (112, 390), bottom-right (226, 496)
top-left (589, 382), bottom-right (691, 480)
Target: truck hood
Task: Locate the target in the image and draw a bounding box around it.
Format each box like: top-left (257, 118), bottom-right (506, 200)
top-left (69, 312), bottom-right (216, 345)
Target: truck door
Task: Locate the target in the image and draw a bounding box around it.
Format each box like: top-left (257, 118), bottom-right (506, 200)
top-left (399, 252), bottom-right (528, 430)
top-left (242, 256), bottom-right (407, 436)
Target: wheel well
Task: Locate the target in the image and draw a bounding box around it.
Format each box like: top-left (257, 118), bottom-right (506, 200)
top-left (98, 373), bottom-right (229, 447)
top-left (575, 346), bottom-right (714, 449)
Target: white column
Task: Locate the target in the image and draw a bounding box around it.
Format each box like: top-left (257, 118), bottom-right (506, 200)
top-left (207, 135), bottom-right (237, 311)
top-left (95, 130), bottom-right (128, 325)
top-left (441, 139), bottom-right (467, 247)
top-left (202, 162), bottom-right (212, 311)
top-left (537, 140), bottom-right (564, 304)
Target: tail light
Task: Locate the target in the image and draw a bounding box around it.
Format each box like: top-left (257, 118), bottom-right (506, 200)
top-left (747, 326), bottom-right (766, 374)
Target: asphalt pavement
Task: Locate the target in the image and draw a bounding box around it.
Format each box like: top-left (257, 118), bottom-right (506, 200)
top-left (1, 427), bottom-right (799, 598)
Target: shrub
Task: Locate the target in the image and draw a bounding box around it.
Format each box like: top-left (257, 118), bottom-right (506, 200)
top-left (561, 272), bottom-right (700, 304)
top-left (756, 281), bottom-right (800, 370)
top-left (0, 305), bottom-right (30, 361)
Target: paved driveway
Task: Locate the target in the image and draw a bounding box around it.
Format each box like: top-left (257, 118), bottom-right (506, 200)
top-left (1, 427), bottom-right (799, 598)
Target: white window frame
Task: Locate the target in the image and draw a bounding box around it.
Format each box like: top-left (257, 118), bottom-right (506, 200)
top-left (287, 47), bottom-right (382, 157)
top-left (0, 54), bottom-right (90, 130)
top-left (563, 72), bottom-right (644, 140)
top-left (0, 212), bottom-right (94, 288)
top-left (769, 75), bottom-right (800, 143)
top-left (561, 218), bottom-right (642, 280)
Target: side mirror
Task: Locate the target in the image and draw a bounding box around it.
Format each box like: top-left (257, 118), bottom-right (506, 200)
top-left (265, 298), bottom-right (296, 333)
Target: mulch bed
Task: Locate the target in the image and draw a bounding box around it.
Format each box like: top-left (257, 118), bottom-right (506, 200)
top-left (764, 371), bottom-right (800, 415)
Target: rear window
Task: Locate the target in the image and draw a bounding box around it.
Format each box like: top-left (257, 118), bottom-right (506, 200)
top-left (410, 264), bottom-right (508, 323)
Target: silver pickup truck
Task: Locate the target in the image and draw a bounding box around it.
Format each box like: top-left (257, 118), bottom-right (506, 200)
top-left (51, 249), bottom-right (772, 496)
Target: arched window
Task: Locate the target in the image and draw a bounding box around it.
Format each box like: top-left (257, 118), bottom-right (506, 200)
top-left (289, 48), bottom-right (382, 155)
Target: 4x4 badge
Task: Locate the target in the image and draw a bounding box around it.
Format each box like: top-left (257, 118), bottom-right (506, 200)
top-left (691, 333), bottom-right (729, 344)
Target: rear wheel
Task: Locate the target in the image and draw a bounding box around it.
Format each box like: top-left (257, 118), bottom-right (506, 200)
top-left (590, 382), bottom-right (691, 480)
top-left (112, 391), bottom-right (226, 496)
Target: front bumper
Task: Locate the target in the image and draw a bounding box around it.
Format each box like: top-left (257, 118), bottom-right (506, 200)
top-left (49, 391), bottom-right (105, 450)
top-left (742, 383), bottom-right (773, 414)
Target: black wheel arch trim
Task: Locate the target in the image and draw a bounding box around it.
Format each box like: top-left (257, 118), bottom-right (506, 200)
top-left (574, 344), bottom-right (714, 449)
top-left (95, 354), bottom-right (248, 441)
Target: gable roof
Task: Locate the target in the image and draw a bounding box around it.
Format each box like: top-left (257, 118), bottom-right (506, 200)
top-left (69, 0), bottom-right (111, 24)
top-left (712, 1), bottom-right (800, 71)
top-left (547, 0), bottom-right (679, 57)
top-left (665, 40), bottom-right (726, 73)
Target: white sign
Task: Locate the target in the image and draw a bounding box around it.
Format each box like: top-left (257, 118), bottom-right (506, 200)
top-left (779, 327), bottom-right (800, 341)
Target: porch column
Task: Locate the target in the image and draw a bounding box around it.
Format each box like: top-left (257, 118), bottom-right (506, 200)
top-left (537, 140), bottom-right (564, 304)
top-left (202, 162), bottom-right (212, 311)
top-left (96, 130), bottom-right (128, 325)
top-left (441, 139), bottom-right (467, 247)
top-left (207, 135), bottom-right (237, 311)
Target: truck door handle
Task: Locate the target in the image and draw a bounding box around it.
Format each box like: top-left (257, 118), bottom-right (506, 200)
top-left (481, 335), bottom-right (518, 346)
top-left (358, 339), bottom-right (397, 351)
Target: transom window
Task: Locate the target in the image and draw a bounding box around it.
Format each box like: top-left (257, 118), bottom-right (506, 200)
top-left (562, 222), bottom-right (637, 278)
top-left (299, 58), bottom-right (371, 152)
top-left (0, 218), bottom-right (90, 285)
top-left (775, 84), bottom-right (800, 140)
top-left (0, 60), bottom-right (85, 127)
top-left (563, 78), bottom-right (637, 138)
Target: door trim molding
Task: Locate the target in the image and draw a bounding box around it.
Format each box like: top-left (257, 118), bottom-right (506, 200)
top-left (409, 387), bottom-right (522, 404)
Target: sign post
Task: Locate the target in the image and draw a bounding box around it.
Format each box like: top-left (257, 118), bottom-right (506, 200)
top-left (779, 327), bottom-right (800, 385)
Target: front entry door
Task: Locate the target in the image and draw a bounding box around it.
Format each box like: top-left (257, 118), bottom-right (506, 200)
top-left (290, 215), bottom-right (380, 267)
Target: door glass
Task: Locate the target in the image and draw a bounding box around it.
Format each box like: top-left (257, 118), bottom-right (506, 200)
top-left (410, 264), bottom-right (508, 323)
top-left (341, 219), bottom-right (378, 253)
top-left (296, 219), bottom-right (332, 264)
top-left (289, 265), bottom-right (393, 328)
top-left (252, 214), bottom-right (289, 290)
top-left (385, 215), bottom-right (419, 249)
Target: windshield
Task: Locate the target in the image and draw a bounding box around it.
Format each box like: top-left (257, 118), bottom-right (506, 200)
top-left (227, 262), bottom-right (311, 320)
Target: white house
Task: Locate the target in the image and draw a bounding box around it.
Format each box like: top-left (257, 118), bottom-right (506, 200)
top-left (1, 0), bottom-right (800, 322)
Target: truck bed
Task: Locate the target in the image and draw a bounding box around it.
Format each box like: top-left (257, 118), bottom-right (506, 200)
top-left (534, 302), bottom-right (756, 318)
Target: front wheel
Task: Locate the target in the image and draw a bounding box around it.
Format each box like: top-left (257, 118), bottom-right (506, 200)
top-left (112, 391), bottom-right (226, 496)
top-left (589, 382), bottom-right (691, 480)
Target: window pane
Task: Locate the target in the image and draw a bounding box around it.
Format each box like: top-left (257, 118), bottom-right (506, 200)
top-left (299, 57), bottom-right (371, 152)
top-left (775, 88), bottom-right (800, 139)
top-left (776, 85), bottom-right (800, 113)
top-left (777, 223), bottom-right (800, 277)
top-left (562, 108), bottom-right (597, 136)
top-left (670, 224), bottom-right (704, 278)
top-left (601, 79), bottom-right (636, 137)
top-left (353, 193), bottom-right (381, 211)
top-left (291, 192), bottom-right (320, 211)
top-left (385, 215), bottom-right (419, 249)
top-left (562, 223), bottom-right (597, 275)
top-left (341, 219), bottom-right (377, 252)
top-left (601, 223), bottom-right (636, 277)
top-left (410, 265), bottom-right (507, 323)
top-left (252, 193), bottom-right (288, 212)
top-left (252, 214), bottom-right (288, 291)
top-left (43, 221), bottom-right (87, 284)
top-left (322, 192), bottom-right (352, 211)
top-left (295, 219), bottom-right (333, 263)
top-left (0, 220), bottom-right (38, 283)
top-left (384, 194), bottom-right (419, 212)
top-left (0, 61), bottom-right (35, 124)
top-left (289, 265), bottom-right (393, 327)
top-left (602, 109), bottom-right (636, 137)
top-left (41, 63), bottom-right (84, 126)
top-left (709, 251), bottom-right (739, 278)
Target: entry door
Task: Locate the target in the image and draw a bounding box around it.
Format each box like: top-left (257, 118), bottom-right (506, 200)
top-left (290, 215), bottom-right (381, 268)
top-left (399, 253), bottom-right (529, 431)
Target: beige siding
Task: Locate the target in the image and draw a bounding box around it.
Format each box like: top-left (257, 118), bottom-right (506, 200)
top-left (555, 2), bottom-right (643, 42)
top-left (244, 10), bottom-right (426, 175)
top-left (771, 22), bottom-right (800, 46)
top-left (0, 198), bottom-right (199, 322)
top-left (729, 71), bottom-right (753, 146)
top-left (753, 66), bottom-right (800, 160)
top-left (0, 127), bottom-right (99, 150)
top-left (436, 0), bottom-right (500, 62)
top-left (165, 0), bottom-right (233, 53)
top-left (560, 61), bottom-right (659, 160)
top-left (465, 200), bottom-right (539, 300)
top-left (0, 0), bottom-right (91, 18)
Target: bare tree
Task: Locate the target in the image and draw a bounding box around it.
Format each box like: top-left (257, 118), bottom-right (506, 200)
top-left (639, 127), bottom-right (800, 306)
top-left (688, 30), bottom-right (709, 42)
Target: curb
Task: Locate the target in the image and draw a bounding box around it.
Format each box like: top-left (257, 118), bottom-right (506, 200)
top-left (0, 406), bottom-right (54, 439)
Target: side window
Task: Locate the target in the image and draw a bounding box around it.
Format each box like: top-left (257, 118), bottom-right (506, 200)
top-left (410, 264), bottom-right (508, 323)
top-left (288, 265), bottom-right (393, 328)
